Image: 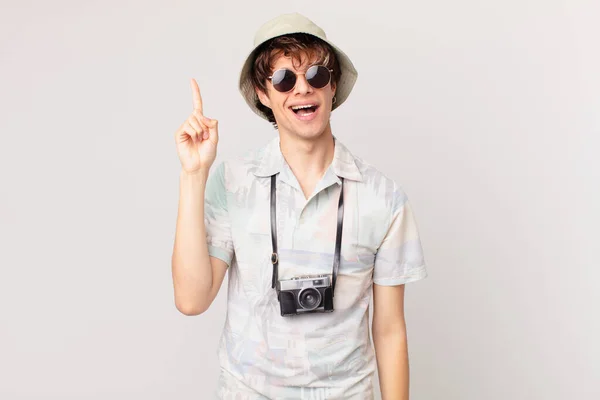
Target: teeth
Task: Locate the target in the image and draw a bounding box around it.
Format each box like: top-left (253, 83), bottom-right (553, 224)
top-left (291, 104), bottom-right (316, 110)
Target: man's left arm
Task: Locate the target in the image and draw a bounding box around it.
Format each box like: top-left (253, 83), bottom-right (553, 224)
top-left (371, 184), bottom-right (428, 399)
top-left (372, 283), bottom-right (409, 400)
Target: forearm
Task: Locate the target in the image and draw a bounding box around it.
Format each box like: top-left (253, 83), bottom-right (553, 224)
top-left (373, 331), bottom-right (410, 400)
top-left (171, 168), bottom-right (213, 314)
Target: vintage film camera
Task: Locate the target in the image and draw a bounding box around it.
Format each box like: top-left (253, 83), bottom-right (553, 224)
top-left (277, 274), bottom-right (334, 315)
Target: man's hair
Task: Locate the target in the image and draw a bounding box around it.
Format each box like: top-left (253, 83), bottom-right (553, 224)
top-left (250, 33), bottom-right (341, 128)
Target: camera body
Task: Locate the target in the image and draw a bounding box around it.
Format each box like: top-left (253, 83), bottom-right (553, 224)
top-left (277, 274), bottom-right (334, 316)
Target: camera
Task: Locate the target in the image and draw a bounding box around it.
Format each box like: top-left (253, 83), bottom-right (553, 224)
top-left (269, 174), bottom-right (345, 317)
top-left (277, 274), bottom-right (334, 316)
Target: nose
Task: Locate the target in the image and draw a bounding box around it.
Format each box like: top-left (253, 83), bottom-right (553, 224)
top-left (293, 73), bottom-right (313, 96)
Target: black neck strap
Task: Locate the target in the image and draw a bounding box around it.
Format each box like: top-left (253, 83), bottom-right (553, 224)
top-left (270, 175), bottom-right (345, 296)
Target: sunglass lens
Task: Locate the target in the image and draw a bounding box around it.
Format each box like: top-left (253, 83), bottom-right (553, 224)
top-left (272, 69), bottom-right (296, 92)
top-left (306, 65), bottom-right (331, 89)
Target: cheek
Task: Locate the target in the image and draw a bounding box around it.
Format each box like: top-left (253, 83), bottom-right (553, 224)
top-left (261, 88), bottom-right (282, 110)
top-left (272, 96), bottom-right (288, 113)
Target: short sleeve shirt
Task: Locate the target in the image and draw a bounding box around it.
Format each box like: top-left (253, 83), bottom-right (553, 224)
top-left (204, 136), bottom-right (428, 399)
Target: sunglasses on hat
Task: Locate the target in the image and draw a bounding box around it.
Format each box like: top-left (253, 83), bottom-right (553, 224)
top-left (267, 65), bottom-right (333, 93)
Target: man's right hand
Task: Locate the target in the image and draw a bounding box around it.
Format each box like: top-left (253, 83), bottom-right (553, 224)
top-left (174, 78), bottom-right (219, 174)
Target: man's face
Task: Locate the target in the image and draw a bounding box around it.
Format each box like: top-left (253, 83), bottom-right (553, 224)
top-left (256, 53), bottom-right (337, 140)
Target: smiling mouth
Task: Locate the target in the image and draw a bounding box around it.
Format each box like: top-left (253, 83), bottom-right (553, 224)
top-left (290, 105), bottom-right (319, 116)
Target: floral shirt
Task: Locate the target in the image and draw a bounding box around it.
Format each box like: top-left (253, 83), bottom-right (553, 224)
top-left (204, 136), bottom-right (428, 399)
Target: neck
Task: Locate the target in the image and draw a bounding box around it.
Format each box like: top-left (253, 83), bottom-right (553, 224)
top-left (278, 124), bottom-right (335, 194)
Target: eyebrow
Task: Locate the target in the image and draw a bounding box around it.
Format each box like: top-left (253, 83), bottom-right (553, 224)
top-left (273, 62), bottom-right (323, 72)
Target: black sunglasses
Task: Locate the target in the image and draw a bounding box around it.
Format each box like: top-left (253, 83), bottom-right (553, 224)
top-left (267, 65), bottom-right (334, 93)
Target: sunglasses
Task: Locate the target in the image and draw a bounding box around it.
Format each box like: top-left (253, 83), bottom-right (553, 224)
top-left (267, 65), bottom-right (334, 93)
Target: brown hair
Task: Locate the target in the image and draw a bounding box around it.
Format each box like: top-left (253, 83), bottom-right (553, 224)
top-left (250, 33), bottom-right (341, 128)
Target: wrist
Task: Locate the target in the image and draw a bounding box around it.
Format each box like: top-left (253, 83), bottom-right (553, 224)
top-left (180, 168), bottom-right (210, 181)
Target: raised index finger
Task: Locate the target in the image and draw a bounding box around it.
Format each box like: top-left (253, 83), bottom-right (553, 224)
top-left (190, 78), bottom-right (203, 113)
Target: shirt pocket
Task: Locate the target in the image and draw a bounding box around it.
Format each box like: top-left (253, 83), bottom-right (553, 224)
top-left (231, 206), bottom-right (275, 304)
top-left (335, 205), bottom-right (378, 299)
top-left (338, 241), bottom-right (376, 294)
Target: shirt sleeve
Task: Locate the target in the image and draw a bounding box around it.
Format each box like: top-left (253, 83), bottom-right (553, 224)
top-left (372, 185), bottom-right (428, 286)
top-left (204, 161), bottom-right (234, 267)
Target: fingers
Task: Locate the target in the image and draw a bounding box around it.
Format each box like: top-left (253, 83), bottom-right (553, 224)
top-left (182, 121), bottom-right (200, 143)
top-left (197, 113), bottom-right (215, 129)
top-left (184, 79), bottom-right (218, 144)
top-left (188, 115), bottom-right (205, 140)
top-left (196, 113), bottom-right (218, 142)
top-left (207, 118), bottom-right (219, 144)
top-left (190, 80), bottom-right (211, 139)
top-left (190, 78), bottom-right (203, 114)
top-left (178, 116), bottom-right (218, 148)
top-left (190, 111), bottom-right (209, 138)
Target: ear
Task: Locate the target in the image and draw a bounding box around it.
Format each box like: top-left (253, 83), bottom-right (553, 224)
top-left (331, 81), bottom-right (337, 99)
top-left (255, 87), bottom-right (272, 109)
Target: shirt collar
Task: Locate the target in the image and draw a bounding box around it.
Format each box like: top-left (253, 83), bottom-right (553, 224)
top-left (252, 135), bottom-right (363, 183)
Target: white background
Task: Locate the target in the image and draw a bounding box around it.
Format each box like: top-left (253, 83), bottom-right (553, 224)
top-left (1, 0), bottom-right (598, 399)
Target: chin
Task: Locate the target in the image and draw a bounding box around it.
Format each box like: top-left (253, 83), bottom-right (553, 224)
top-left (292, 121), bottom-right (329, 140)
top-left (280, 116), bottom-right (331, 140)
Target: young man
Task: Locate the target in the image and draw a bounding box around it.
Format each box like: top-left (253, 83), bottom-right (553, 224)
top-left (172, 13), bottom-right (428, 399)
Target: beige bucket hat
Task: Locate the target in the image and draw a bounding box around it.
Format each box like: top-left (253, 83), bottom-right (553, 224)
top-left (239, 12), bottom-right (358, 121)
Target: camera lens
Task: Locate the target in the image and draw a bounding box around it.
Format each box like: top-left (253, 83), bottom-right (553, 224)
top-left (298, 288), bottom-right (322, 311)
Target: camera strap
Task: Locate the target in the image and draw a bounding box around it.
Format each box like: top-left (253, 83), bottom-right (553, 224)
top-left (270, 175), bottom-right (345, 297)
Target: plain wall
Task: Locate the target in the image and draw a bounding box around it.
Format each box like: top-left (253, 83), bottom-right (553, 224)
top-left (1, 0), bottom-right (598, 399)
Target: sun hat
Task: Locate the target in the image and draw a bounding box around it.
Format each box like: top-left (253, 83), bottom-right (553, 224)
top-left (238, 12), bottom-right (358, 121)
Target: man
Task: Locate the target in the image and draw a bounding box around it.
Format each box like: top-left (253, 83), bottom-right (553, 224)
top-left (172, 13), bottom-right (428, 399)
